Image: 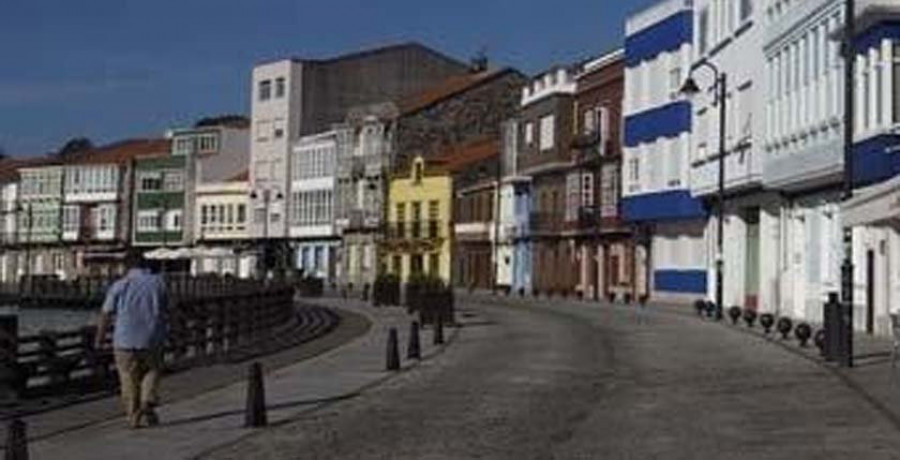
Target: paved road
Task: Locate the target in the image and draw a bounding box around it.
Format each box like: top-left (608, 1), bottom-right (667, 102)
top-left (206, 296), bottom-right (900, 460)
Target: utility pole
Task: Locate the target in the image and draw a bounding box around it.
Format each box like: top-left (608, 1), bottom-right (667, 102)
top-left (840, 0), bottom-right (856, 368)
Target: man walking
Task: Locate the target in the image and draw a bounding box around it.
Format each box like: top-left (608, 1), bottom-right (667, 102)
top-left (95, 251), bottom-right (168, 429)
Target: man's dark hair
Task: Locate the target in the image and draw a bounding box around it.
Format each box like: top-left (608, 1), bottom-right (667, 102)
top-left (124, 249), bottom-right (148, 269)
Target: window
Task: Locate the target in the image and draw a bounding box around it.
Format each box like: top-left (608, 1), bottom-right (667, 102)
top-left (137, 210), bottom-right (159, 232)
top-left (139, 172), bottom-right (162, 191)
top-left (667, 139), bottom-right (682, 187)
top-left (62, 206), bottom-right (79, 233)
top-left (565, 173), bottom-right (580, 222)
top-left (583, 109), bottom-right (596, 134)
top-left (237, 204), bottom-right (247, 224)
top-left (428, 200), bottom-right (439, 237)
top-left (291, 189), bottom-right (333, 226)
top-left (362, 245), bottom-right (372, 270)
top-left (392, 255), bottom-right (402, 276)
top-left (165, 209), bottom-right (182, 231)
top-left (740, 0), bottom-right (753, 22)
top-left (275, 77), bottom-right (285, 98)
top-left (669, 66), bottom-right (682, 98)
top-left (539, 115), bottom-right (555, 151)
top-left (396, 202), bottom-right (406, 222)
top-left (197, 134), bottom-right (218, 153)
top-left (258, 80), bottom-right (272, 101)
top-left (894, 43), bottom-right (900, 123)
top-left (255, 161), bottom-right (270, 182)
top-left (601, 164), bottom-right (619, 218)
top-left (581, 173), bottom-right (594, 207)
top-left (429, 253), bottom-right (440, 276)
top-left (174, 137), bottom-right (194, 156)
top-left (413, 160), bottom-right (424, 183)
top-left (163, 171), bottom-right (184, 191)
top-left (256, 120), bottom-right (271, 141)
top-left (699, 8), bottom-right (710, 55)
top-left (628, 157), bottom-right (640, 193)
top-left (254, 207), bottom-right (266, 224)
top-left (96, 205), bottom-right (115, 234)
top-left (524, 122), bottom-right (535, 146)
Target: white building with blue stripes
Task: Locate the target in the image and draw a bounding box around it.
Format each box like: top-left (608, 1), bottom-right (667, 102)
top-left (623, 0), bottom-right (711, 302)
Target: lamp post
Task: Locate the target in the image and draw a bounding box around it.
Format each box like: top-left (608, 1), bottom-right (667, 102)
top-left (839, 0), bottom-right (856, 368)
top-left (682, 59), bottom-right (727, 321)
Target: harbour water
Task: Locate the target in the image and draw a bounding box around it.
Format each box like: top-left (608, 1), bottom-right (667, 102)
top-left (0, 306), bottom-right (96, 336)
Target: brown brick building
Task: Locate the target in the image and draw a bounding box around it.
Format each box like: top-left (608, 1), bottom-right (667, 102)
top-left (569, 50), bottom-right (638, 300)
top-left (446, 138), bottom-right (501, 290)
top-left (516, 67), bottom-right (578, 296)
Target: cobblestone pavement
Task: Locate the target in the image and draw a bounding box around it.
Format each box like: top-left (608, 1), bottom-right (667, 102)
top-left (206, 295), bottom-right (900, 460)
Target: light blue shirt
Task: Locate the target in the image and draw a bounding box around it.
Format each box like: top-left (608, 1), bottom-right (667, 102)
top-left (102, 268), bottom-right (168, 350)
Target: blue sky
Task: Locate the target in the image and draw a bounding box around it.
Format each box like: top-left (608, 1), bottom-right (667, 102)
top-left (0, 0), bottom-right (657, 156)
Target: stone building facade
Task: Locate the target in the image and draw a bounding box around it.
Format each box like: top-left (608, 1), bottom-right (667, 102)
top-left (334, 68), bottom-right (526, 291)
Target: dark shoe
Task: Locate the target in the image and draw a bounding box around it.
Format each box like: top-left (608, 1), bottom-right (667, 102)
top-left (143, 408), bottom-right (159, 427)
top-left (127, 413), bottom-right (142, 430)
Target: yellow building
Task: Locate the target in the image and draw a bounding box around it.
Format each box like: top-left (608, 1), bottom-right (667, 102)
top-left (383, 156), bottom-right (453, 284)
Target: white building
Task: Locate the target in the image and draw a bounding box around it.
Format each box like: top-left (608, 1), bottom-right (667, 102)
top-left (623, 0), bottom-right (710, 302)
top-left (834, 2), bottom-right (900, 336)
top-left (169, 121), bottom-right (251, 245)
top-left (762, 0), bottom-right (847, 323)
top-left (688, 0), bottom-right (781, 311)
top-left (248, 44), bottom-right (469, 249)
top-left (249, 61), bottom-right (298, 240)
top-left (290, 130), bottom-right (339, 280)
top-left (194, 176), bottom-right (256, 279)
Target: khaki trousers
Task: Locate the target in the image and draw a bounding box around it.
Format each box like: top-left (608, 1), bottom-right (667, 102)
top-left (114, 349), bottom-right (162, 423)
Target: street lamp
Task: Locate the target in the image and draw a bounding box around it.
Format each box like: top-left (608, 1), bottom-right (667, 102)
top-left (839, 0), bottom-right (856, 367)
top-left (681, 58), bottom-right (727, 321)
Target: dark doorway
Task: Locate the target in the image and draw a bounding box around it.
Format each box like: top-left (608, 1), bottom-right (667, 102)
top-left (866, 249), bottom-right (875, 335)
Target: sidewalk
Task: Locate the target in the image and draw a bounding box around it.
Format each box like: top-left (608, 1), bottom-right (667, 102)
top-left (27, 298), bottom-right (459, 460)
top-left (465, 290), bottom-right (900, 431)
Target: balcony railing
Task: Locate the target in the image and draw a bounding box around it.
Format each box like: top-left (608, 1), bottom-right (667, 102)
top-left (385, 220), bottom-right (441, 240)
top-left (529, 212), bottom-right (562, 233)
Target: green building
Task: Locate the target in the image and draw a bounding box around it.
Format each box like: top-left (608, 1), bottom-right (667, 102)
top-left (132, 155), bottom-right (187, 248)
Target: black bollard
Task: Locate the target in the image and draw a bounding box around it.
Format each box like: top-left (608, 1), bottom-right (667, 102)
top-left (407, 322), bottom-right (421, 360)
top-left (386, 328), bottom-right (400, 371)
top-left (433, 315), bottom-right (445, 345)
top-left (5, 419), bottom-right (27, 460)
top-left (244, 362), bottom-right (267, 428)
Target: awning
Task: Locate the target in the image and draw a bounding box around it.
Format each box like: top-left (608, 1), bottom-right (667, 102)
top-left (191, 246), bottom-right (236, 258)
top-left (842, 174), bottom-right (900, 228)
top-left (144, 248), bottom-right (192, 260)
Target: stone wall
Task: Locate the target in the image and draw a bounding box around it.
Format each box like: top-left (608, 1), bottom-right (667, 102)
top-left (394, 71), bottom-right (526, 172)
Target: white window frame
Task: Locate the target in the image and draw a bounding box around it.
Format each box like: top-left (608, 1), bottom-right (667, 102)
top-left (137, 210), bottom-right (160, 232)
top-left (539, 115), bottom-right (555, 151)
top-left (165, 209), bottom-right (183, 232)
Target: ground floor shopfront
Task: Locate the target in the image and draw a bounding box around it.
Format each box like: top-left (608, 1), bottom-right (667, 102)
top-left (706, 192), bottom-right (781, 313)
top-left (336, 231), bottom-right (381, 291)
top-left (293, 239), bottom-right (339, 281)
top-left (455, 240), bottom-right (491, 290)
top-left (495, 239), bottom-right (533, 294)
top-left (573, 235), bottom-right (641, 301)
top-left (645, 220), bottom-right (708, 303)
top-left (842, 175), bottom-right (900, 337)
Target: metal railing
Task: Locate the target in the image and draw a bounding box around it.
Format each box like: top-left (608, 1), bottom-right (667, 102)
top-left (0, 276), bottom-right (302, 399)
